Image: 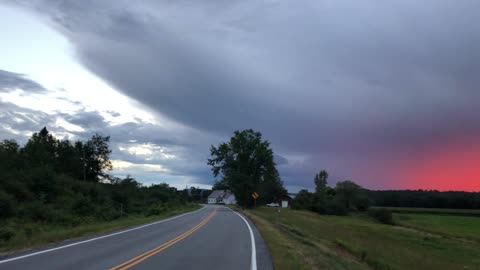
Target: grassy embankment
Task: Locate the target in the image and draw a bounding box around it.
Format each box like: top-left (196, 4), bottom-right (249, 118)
top-left (243, 207), bottom-right (480, 270)
top-left (0, 204), bottom-right (200, 254)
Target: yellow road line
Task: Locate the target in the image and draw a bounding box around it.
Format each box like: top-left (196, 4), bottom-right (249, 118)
top-left (110, 208), bottom-right (216, 270)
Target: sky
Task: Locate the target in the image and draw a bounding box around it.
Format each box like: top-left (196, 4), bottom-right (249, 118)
top-left (1, 0), bottom-right (479, 192)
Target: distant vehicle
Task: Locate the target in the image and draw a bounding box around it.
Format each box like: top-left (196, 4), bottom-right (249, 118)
top-left (266, 203), bottom-right (279, 207)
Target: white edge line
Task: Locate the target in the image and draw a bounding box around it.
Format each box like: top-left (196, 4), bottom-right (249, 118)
top-left (0, 206), bottom-right (206, 264)
top-left (228, 207), bottom-right (257, 270)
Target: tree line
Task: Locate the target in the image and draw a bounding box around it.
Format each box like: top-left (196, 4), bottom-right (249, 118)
top-left (368, 190), bottom-right (480, 209)
top-left (0, 127), bottom-right (192, 243)
top-left (292, 170), bottom-right (369, 215)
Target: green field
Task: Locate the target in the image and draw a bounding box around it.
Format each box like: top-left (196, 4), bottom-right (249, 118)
top-left (395, 213), bottom-right (480, 242)
top-left (0, 204), bottom-right (200, 253)
top-left (244, 207), bottom-right (480, 270)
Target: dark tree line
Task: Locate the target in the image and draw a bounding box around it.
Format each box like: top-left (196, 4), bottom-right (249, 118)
top-left (1, 127), bottom-right (112, 182)
top-left (368, 190), bottom-right (480, 209)
top-left (292, 170), bottom-right (369, 215)
top-left (0, 128), bottom-right (191, 243)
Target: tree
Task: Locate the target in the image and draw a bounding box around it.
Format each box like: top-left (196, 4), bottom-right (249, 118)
top-left (208, 129), bottom-right (286, 208)
top-left (22, 127), bottom-right (58, 167)
top-left (314, 170), bottom-right (328, 193)
top-left (212, 180), bottom-right (229, 190)
top-left (291, 189), bottom-right (314, 210)
top-left (0, 140), bottom-right (20, 170)
top-left (335, 180), bottom-right (361, 209)
top-left (82, 134), bottom-right (113, 182)
top-left (55, 139), bottom-right (83, 178)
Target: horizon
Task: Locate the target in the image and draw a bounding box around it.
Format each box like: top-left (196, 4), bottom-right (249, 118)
top-left (1, 1), bottom-right (479, 192)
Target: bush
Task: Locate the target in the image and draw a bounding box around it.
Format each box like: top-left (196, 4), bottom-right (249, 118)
top-left (0, 191), bottom-right (15, 219)
top-left (354, 194), bottom-right (370, 211)
top-left (325, 200), bottom-right (348, 215)
top-left (368, 208), bottom-right (394, 225)
top-left (145, 204), bottom-right (168, 217)
top-left (19, 203), bottom-right (55, 222)
top-left (291, 190), bottom-right (314, 210)
top-left (72, 197), bottom-right (94, 216)
top-left (0, 229), bottom-right (14, 242)
top-left (95, 206), bottom-right (121, 221)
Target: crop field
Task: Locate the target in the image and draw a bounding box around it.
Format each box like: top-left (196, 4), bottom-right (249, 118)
top-left (245, 207), bottom-right (480, 270)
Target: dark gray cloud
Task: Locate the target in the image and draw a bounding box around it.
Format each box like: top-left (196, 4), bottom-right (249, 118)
top-left (6, 0), bottom-right (480, 189)
top-left (0, 69), bottom-right (46, 93)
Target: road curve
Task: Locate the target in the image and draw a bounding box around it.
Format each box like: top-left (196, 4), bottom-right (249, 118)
top-left (0, 205), bottom-right (273, 270)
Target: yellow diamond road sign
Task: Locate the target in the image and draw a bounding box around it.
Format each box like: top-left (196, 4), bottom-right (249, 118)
top-left (252, 192), bottom-right (259, 199)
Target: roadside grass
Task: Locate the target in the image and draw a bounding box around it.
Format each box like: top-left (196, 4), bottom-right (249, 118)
top-left (245, 207), bottom-right (480, 270)
top-left (394, 213), bottom-right (480, 242)
top-left (242, 208), bottom-right (370, 270)
top-left (0, 204), bottom-right (201, 254)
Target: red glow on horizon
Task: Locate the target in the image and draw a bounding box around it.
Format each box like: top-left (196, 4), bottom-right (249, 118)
top-left (397, 141), bottom-right (480, 192)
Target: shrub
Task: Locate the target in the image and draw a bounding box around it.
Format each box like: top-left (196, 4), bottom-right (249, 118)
top-left (0, 191), bottom-right (15, 219)
top-left (325, 200), bottom-right (348, 215)
top-left (354, 194), bottom-right (370, 211)
top-left (368, 208), bottom-right (394, 225)
top-left (95, 206), bottom-right (121, 221)
top-left (2, 177), bottom-right (32, 202)
top-left (19, 203), bottom-right (56, 222)
top-left (0, 229), bottom-right (14, 242)
top-left (145, 204), bottom-right (168, 217)
top-left (72, 197), bottom-right (94, 216)
top-left (291, 190), bottom-right (314, 210)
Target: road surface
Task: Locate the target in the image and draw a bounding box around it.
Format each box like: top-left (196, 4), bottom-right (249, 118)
top-left (0, 205), bottom-right (272, 270)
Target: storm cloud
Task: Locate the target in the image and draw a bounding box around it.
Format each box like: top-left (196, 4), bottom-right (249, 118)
top-left (0, 69), bottom-right (46, 93)
top-left (4, 0), bottom-right (480, 190)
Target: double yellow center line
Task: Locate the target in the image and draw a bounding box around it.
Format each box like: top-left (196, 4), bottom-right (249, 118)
top-left (110, 208), bottom-right (217, 270)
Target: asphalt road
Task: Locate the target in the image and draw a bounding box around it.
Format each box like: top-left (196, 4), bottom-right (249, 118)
top-left (0, 205), bottom-right (272, 270)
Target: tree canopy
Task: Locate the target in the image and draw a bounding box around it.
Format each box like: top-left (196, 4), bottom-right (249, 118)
top-left (208, 129), bottom-right (286, 207)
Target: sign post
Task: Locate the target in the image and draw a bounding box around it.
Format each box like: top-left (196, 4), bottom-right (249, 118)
top-left (251, 192), bottom-right (259, 207)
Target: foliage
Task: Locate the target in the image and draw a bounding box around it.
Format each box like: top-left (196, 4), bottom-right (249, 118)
top-left (0, 127), bottom-right (192, 249)
top-left (208, 129), bottom-right (287, 207)
top-left (0, 229), bottom-right (14, 242)
top-left (292, 170), bottom-right (368, 215)
top-left (212, 180), bottom-right (229, 190)
top-left (368, 208), bottom-right (394, 225)
top-left (368, 190), bottom-right (480, 209)
top-left (0, 191), bottom-right (15, 218)
top-left (314, 170), bottom-right (328, 193)
top-left (335, 180), bottom-right (362, 209)
top-left (291, 189), bottom-right (314, 210)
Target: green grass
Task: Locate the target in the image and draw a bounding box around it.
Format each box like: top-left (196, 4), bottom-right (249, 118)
top-left (395, 213), bottom-right (480, 242)
top-left (0, 204), bottom-right (200, 253)
top-left (243, 208), bottom-right (370, 270)
top-left (245, 207), bottom-right (480, 270)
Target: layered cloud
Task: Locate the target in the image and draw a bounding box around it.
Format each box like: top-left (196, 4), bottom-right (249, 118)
top-left (2, 1), bottom-right (480, 190)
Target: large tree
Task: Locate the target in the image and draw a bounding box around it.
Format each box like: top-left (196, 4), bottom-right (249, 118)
top-left (335, 180), bottom-right (361, 209)
top-left (22, 127), bottom-right (58, 167)
top-left (314, 170), bottom-right (329, 194)
top-left (81, 134), bottom-right (113, 182)
top-left (208, 129), bottom-right (286, 208)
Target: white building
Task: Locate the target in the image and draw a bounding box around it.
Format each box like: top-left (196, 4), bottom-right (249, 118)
top-left (223, 193), bottom-right (237, 205)
top-left (207, 190), bottom-right (236, 204)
